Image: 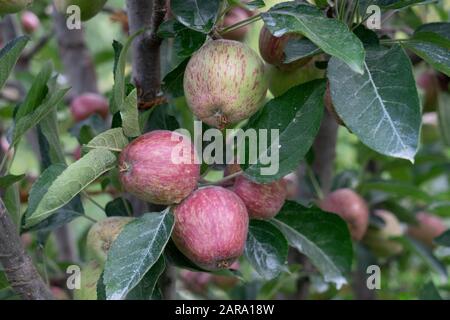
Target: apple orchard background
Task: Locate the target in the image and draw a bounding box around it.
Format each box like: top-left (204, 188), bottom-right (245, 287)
top-left (1, 0), bottom-right (450, 301)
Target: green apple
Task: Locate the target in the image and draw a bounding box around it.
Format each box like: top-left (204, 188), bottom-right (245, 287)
top-left (73, 261), bottom-right (102, 300)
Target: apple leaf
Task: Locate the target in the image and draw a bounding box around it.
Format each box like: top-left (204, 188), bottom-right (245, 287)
top-left (328, 45), bottom-right (421, 162)
top-left (419, 281), bottom-right (442, 300)
top-left (83, 128), bottom-right (129, 154)
top-left (261, 2), bottom-right (365, 74)
top-left (243, 80), bottom-right (325, 183)
top-left (0, 36), bottom-right (29, 91)
top-left (434, 230), bottom-right (450, 247)
top-left (104, 210), bottom-right (174, 300)
top-left (126, 257), bottom-right (166, 300)
top-left (272, 202), bottom-right (353, 288)
top-left (24, 149), bottom-right (116, 228)
top-left (245, 220), bottom-right (288, 280)
top-left (170, 0), bottom-right (221, 34)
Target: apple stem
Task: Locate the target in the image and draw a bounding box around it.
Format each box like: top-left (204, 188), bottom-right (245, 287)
top-left (82, 191), bottom-right (106, 214)
top-left (306, 166), bottom-right (324, 200)
top-left (219, 13), bottom-right (262, 37)
top-left (199, 170), bottom-right (243, 187)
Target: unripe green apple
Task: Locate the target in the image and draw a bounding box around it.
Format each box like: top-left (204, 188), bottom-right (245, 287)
top-left (362, 210), bottom-right (404, 258)
top-left (0, 0), bottom-right (33, 15)
top-left (73, 260), bottom-right (102, 300)
top-left (54, 0), bottom-right (107, 21)
top-left (86, 216), bottom-right (134, 265)
top-left (266, 61), bottom-right (323, 97)
top-left (184, 39), bottom-right (268, 128)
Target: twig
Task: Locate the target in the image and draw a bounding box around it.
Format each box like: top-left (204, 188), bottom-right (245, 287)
top-left (0, 199), bottom-right (54, 300)
top-left (21, 31), bottom-right (55, 62)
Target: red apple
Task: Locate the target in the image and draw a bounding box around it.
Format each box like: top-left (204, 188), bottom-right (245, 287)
top-left (407, 212), bottom-right (447, 247)
top-left (222, 7), bottom-right (252, 41)
top-left (70, 93), bottom-right (109, 122)
top-left (233, 176), bottom-right (287, 219)
top-left (172, 186), bottom-right (249, 270)
top-left (319, 189), bottom-right (369, 241)
top-left (259, 26), bottom-right (312, 71)
top-left (119, 130), bottom-right (200, 205)
top-left (21, 11), bottom-right (40, 34)
top-left (283, 172), bottom-right (299, 200)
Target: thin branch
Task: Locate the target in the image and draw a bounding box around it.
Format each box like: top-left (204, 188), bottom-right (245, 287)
top-left (0, 199), bottom-right (54, 300)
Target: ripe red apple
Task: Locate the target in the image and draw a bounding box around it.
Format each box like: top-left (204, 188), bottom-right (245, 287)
top-left (319, 189), bottom-right (369, 241)
top-left (266, 61), bottom-right (323, 97)
top-left (259, 26), bottom-right (312, 71)
top-left (222, 7), bottom-right (252, 41)
top-left (184, 39), bottom-right (268, 128)
top-left (407, 212), bottom-right (447, 247)
top-left (86, 216), bottom-right (134, 265)
top-left (119, 130), bottom-right (200, 205)
top-left (172, 186), bottom-right (249, 270)
top-left (70, 93), bottom-right (109, 122)
top-left (233, 176), bottom-right (287, 219)
top-left (21, 11), bottom-right (40, 34)
top-left (362, 210), bottom-right (403, 258)
top-left (0, 0), bottom-right (33, 15)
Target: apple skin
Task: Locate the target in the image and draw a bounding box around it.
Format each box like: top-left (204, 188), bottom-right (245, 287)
top-left (222, 7), bottom-right (252, 41)
top-left (319, 189), bottom-right (369, 241)
top-left (0, 0), bottom-right (33, 15)
top-left (283, 172), bottom-right (299, 200)
top-left (362, 210), bottom-right (404, 258)
top-left (407, 212), bottom-right (447, 247)
top-left (184, 39), bottom-right (268, 128)
top-left (266, 61), bottom-right (323, 97)
top-left (70, 93), bottom-right (109, 122)
top-left (119, 130), bottom-right (200, 205)
top-left (172, 186), bottom-right (249, 270)
top-left (86, 216), bottom-right (134, 265)
top-left (233, 176), bottom-right (287, 220)
top-left (73, 260), bottom-right (102, 300)
top-left (51, 286), bottom-right (70, 300)
top-left (21, 10), bottom-right (40, 34)
top-left (259, 26), bottom-right (312, 71)
top-left (180, 270), bottom-right (211, 294)
top-left (54, 0), bottom-right (107, 21)
top-left (417, 71), bottom-right (439, 113)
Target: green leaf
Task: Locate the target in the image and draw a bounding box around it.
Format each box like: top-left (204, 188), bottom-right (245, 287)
top-left (126, 257), bottom-right (166, 300)
top-left (12, 87), bottom-right (70, 146)
top-left (0, 36), bottom-right (29, 91)
top-left (434, 230), bottom-right (450, 247)
top-left (402, 236), bottom-right (448, 281)
top-left (104, 211), bottom-right (174, 300)
top-left (328, 45), bottom-right (421, 162)
top-left (3, 184), bottom-right (21, 230)
top-left (403, 23), bottom-right (450, 76)
top-left (83, 128), bottom-right (129, 153)
top-left (0, 174), bottom-right (25, 190)
top-left (284, 38), bottom-right (321, 64)
top-left (157, 20), bottom-right (206, 63)
top-left (359, 180), bottom-right (433, 203)
top-left (164, 240), bottom-right (205, 272)
top-left (438, 93), bottom-right (450, 146)
top-left (24, 149), bottom-right (117, 228)
top-left (105, 198), bottom-right (133, 217)
top-left (171, 0), bottom-right (221, 34)
top-left (162, 59), bottom-right (189, 98)
top-left (39, 109), bottom-right (66, 165)
top-left (14, 62), bottom-right (52, 121)
top-left (245, 220), bottom-right (288, 280)
top-left (419, 281), bottom-right (442, 300)
top-left (261, 2), bottom-right (365, 74)
top-left (272, 202), bottom-right (353, 288)
top-left (120, 89), bottom-right (140, 138)
top-left (243, 80), bottom-right (325, 183)
top-left (111, 30), bottom-right (144, 114)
